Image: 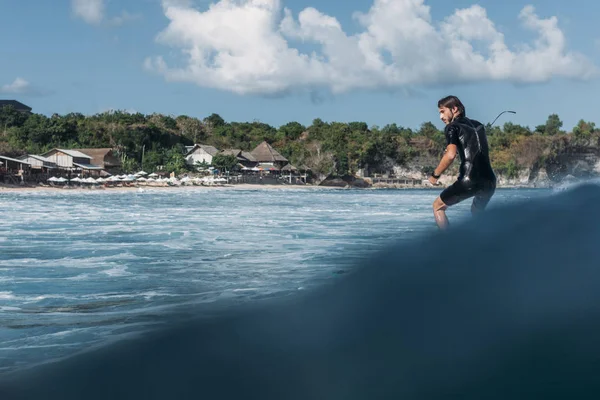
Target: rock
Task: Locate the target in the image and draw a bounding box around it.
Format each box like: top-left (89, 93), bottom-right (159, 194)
top-left (319, 178), bottom-right (347, 187)
top-left (319, 175), bottom-right (371, 188)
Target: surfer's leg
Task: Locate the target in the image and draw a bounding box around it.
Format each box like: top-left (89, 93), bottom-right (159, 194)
top-left (471, 181), bottom-right (496, 215)
top-left (436, 181), bottom-right (473, 229)
top-left (433, 196), bottom-right (449, 230)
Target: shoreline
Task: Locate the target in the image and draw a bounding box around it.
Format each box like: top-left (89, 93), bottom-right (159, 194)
top-left (0, 182), bottom-right (556, 194)
top-left (0, 183), bottom-right (334, 194)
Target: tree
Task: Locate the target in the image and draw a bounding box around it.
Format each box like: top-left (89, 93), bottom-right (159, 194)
top-left (211, 153), bottom-right (238, 173)
top-left (277, 121), bottom-right (305, 141)
top-left (176, 115), bottom-right (205, 143)
top-left (572, 119), bottom-right (597, 140)
top-left (163, 147), bottom-right (188, 175)
top-left (535, 114), bottom-right (564, 136)
top-left (0, 105), bottom-right (29, 131)
top-left (204, 113), bottom-right (226, 128)
top-left (503, 122), bottom-right (531, 136)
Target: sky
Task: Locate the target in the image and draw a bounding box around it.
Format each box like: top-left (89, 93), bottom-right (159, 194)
top-left (1, 0), bottom-right (599, 132)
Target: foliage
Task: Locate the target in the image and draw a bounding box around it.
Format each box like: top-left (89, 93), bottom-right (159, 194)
top-left (1, 105), bottom-right (598, 178)
top-left (211, 153), bottom-right (238, 173)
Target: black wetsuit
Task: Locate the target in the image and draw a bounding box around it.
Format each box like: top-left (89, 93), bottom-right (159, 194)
top-left (440, 116), bottom-right (496, 210)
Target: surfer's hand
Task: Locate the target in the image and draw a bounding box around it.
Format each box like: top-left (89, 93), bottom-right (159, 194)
top-left (428, 176), bottom-right (439, 186)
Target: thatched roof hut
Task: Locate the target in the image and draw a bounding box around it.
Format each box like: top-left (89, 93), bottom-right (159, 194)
top-left (250, 141), bottom-right (288, 163)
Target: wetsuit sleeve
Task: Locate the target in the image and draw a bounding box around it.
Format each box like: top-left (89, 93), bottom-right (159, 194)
top-left (445, 124), bottom-right (460, 147)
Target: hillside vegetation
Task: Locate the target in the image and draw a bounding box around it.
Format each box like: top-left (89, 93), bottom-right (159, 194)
top-left (1, 105), bottom-right (598, 183)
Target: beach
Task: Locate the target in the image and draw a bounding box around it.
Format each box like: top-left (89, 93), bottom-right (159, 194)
top-left (0, 183), bottom-right (334, 193)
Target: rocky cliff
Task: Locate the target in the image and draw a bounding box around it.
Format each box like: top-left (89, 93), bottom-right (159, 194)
top-left (320, 139), bottom-right (600, 189)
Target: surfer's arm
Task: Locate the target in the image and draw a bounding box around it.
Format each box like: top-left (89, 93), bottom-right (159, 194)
top-left (432, 144), bottom-right (457, 178)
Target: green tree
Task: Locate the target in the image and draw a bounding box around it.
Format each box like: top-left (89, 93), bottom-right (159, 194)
top-left (163, 146), bottom-right (188, 175)
top-left (211, 153), bottom-right (238, 173)
top-left (572, 119), bottom-right (597, 139)
top-left (535, 114), bottom-right (564, 135)
top-left (277, 121), bottom-right (305, 141)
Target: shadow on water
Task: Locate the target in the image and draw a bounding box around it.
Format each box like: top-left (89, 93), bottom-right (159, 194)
top-left (2, 184), bottom-right (600, 399)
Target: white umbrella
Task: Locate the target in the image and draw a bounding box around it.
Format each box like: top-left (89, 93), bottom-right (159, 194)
top-left (56, 177), bottom-right (67, 183)
top-left (48, 177), bottom-right (57, 182)
top-left (70, 177), bottom-right (81, 182)
top-left (148, 173), bottom-right (158, 178)
top-left (135, 171), bottom-right (148, 176)
top-left (137, 177), bottom-right (147, 182)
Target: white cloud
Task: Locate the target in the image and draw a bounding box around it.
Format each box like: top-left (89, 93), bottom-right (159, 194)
top-left (72, 0), bottom-right (105, 25)
top-left (0, 78), bottom-right (53, 97)
top-left (144, 0), bottom-right (598, 96)
top-left (71, 0), bottom-right (140, 26)
top-left (0, 77), bottom-right (31, 94)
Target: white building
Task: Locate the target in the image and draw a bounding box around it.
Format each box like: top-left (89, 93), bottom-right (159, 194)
top-left (185, 144), bottom-right (219, 167)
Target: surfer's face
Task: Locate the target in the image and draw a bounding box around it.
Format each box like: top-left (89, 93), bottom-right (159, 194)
top-left (439, 106), bottom-right (458, 125)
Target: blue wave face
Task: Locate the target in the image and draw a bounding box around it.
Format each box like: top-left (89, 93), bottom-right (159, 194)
top-left (1, 184), bottom-right (599, 399)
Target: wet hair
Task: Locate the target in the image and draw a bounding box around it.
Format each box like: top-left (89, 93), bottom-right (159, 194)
top-left (438, 95), bottom-right (466, 117)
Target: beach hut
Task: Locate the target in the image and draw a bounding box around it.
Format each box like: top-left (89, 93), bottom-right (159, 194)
top-left (41, 149), bottom-right (105, 177)
top-left (76, 148), bottom-right (121, 174)
top-left (185, 144), bottom-right (220, 168)
top-left (0, 155), bottom-right (31, 184)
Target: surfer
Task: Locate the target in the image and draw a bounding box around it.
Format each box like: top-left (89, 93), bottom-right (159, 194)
top-left (428, 95), bottom-right (497, 229)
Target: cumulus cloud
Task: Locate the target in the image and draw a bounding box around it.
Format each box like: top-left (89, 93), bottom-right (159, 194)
top-left (72, 0), bottom-right (105, 25)
top-left (144, 0), bottom-right (598, 96)
top-left (0, 78), bottom-right (53, 97)
top-left (0, 78), bottom-right (31, 94)
top-left (72, 0), bottom-right (140, 26)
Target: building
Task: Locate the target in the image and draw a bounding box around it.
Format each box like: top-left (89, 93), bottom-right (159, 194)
top-left (220, 149), bottom-right (258, 169)
top-left (0, 100), bottom-right (32, 113)
top-left (76, 148), bottom-right (121, 173)
top-left (185, 144), bottom-right (219, 167)
top-left (0, 155), bottom-right (31, 184)
top-left (41, 148), bottom-right (104, 176)
top-left (250, 141), bottom-right (289, 171)
top-left (17, 155), bottom-right (57, 172)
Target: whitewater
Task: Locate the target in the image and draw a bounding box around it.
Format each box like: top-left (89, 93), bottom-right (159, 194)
top-left (0, 186), bottom-right (548, 373)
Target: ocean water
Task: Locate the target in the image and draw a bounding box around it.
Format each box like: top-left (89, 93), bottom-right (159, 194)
top-left (0, 186), bottom-right (550, 374)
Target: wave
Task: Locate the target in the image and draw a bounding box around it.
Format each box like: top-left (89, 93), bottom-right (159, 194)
top-left (2, 184), bottom-right (600, 398)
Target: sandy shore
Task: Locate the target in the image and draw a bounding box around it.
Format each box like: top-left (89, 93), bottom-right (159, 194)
top-left (0, 183), bottom-right (335, 194)
top-left (0, 182), bottom-right (551, 193)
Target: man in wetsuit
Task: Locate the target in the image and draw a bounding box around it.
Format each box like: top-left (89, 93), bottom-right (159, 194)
top-left (428, 95), bottom-right (496, 229)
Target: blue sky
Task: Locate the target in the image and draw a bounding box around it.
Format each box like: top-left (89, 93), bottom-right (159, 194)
top-left (1, 0), bottom-right (598, 132)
